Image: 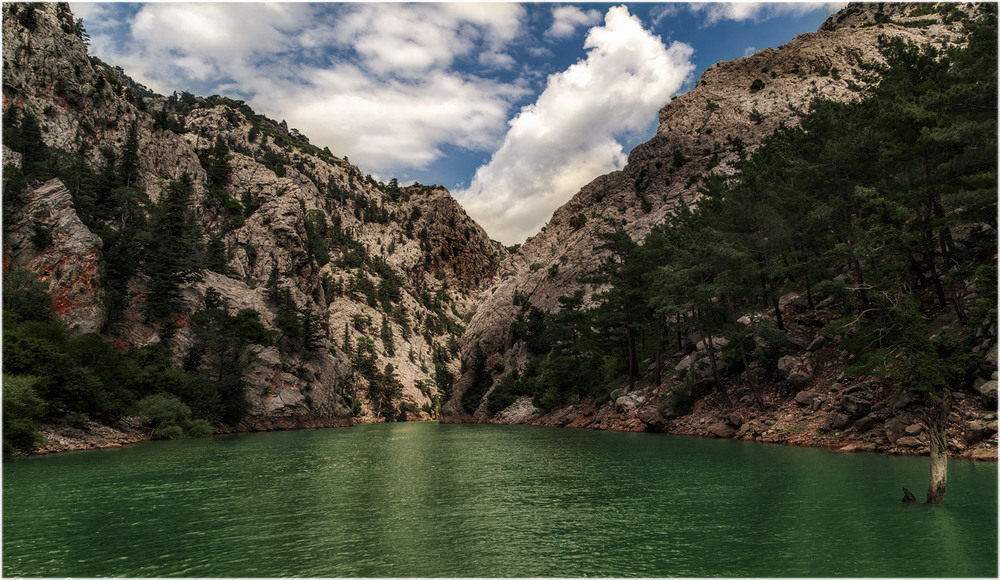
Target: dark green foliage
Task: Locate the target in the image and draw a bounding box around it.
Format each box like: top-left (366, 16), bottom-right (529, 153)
top-left (303, 209), bottom-right (331, 266)
top-left (482, 23), bottom-right (997, 417)
top-left (204, 233), bottom-right (230, 274)
top-left (207, 188), bottom-right (245, 232)
top-left (434, 355), bottom-right (455, 398)
top-left (184, 303), bottom-right (272, 424)
top-left (5, 109), bottom-right (50, 181)
top-left (3, 375), bottom-right (45, 458)
top-left (119, 124), bottom-right (141, 188)
top-left (13, 3), bottom-right (38, 31)
top-left (368, 363), bottom-right (404, 420)
top-left (749, 79), bottom-right (766, 93)
top-left (137, 393), bottom-right (212, 439)
top-left (144, 173), bottom-right (204, 323)
top-left (3, 268), bottom-right (53, 324)
top-left (265, 268), bottom-right (324, 357)
top-left (380, 314), bottom-right (395, 356)
top-left (460, 344), bottom-right (493, 414)
top-left (199, 136), bottom-right (233, 189)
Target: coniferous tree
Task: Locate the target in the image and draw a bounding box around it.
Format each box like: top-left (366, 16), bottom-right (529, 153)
top-left (144, 173), bottom-right (203, 323)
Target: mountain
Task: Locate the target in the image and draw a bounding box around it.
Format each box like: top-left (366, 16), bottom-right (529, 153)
top-left (2, 2), bottom-right (503, 451)
top-left (439, 2), bottom-right (997, 460)
top-left (2, 2), bottom-right (995, 463)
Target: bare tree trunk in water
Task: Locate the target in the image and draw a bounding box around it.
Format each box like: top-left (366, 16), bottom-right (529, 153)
top-left (925, 391), bottom-right (952, 505)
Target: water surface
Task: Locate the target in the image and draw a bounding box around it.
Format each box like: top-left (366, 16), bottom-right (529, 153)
top-left (3, 422), bottom-right (997, 577)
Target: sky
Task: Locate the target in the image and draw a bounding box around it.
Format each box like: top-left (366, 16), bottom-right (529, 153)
top-left (70, 2), bottom-right (846, 245)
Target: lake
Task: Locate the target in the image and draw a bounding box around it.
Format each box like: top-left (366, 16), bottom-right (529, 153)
top-left (3, 421), bottom-right (997, 577)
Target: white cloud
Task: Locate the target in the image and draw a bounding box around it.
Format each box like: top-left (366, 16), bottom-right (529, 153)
top-left (332, 3), bottom-right (524, 78)
top-left (546, 5), bottom-right (602, 39)
top-left (263, 67), bottom-right (528, 175)
top-left (455, 6), bottom-right (695, 245)
top-left (649, 4), bottom-right (684, 27)
top-left (688, 2), bottom-right (848, 25)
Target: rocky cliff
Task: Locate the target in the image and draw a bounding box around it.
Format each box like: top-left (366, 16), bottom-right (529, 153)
top-left (440, 2), bottom-right (997, 461)
top-left (2, 2), bottom-right (504, 444)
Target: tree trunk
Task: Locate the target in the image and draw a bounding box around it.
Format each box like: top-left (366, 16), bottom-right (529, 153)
top-left (704, 331), bottom-right (733, 408)
top-left (627, 326), bottom-right (639, 384)
top-left (925, 391), bottom-right (951, 505)
top-left (804, 271), bottom-right (815, 310)
top-left (739, 339), bottom-right (766, 411)
top-left (654, 317), bottom-right (663, 386)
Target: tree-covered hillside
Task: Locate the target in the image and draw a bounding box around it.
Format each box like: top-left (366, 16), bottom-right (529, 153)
top-left (475, 5), bottom-right (997, 460)
top-left (2, 2), bottom-right (504, 458)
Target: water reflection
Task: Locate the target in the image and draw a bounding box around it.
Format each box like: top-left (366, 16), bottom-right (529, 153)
top-left (3, 422), bottom-right (996, 577)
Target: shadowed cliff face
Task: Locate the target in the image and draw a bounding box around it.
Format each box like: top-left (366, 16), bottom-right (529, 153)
top-left (442, 2), bottom-right (979, 423)
top-left (2, 2), bottom-right (503, 430)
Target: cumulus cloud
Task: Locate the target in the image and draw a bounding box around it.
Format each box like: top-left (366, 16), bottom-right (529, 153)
top-left (331, 3), bottom-right (523, 78)
top-left (546, 5), bottom-right (602, 39)
top-left (75, 2), bottom-right (530, 177)
top-left (455, 6), bottom-right (695, 245)
top-left (688, 2), bottom-right (848, 25)
top-left (261, 66), bottom-right (527, 174)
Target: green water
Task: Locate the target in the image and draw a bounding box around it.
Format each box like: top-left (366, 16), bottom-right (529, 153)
top-left (2, 422), bottom-right (997, 577)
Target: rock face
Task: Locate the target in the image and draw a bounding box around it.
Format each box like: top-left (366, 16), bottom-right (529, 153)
top-left (2, 3), bottom-right (503, 435)
top-left (444, 2), bottom-right (978, 422)
top-left (4, 178), bottom-right (107, 334)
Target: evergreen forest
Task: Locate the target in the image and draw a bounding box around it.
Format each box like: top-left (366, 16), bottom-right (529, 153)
top-left (481, 10), bottom-right (997, 427)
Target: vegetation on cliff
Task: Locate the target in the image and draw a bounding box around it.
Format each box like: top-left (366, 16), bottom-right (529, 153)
top-left (483, 6), bottom-right (997, 479)
top-left (1, 2), bottom-right (503, 456)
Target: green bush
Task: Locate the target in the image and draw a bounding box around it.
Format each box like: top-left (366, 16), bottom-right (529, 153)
top-left (3, 375), bottom-right (45, 459)
top-left (749, 79), bottom-right (766, 93)
top-left (137, 394), bottom-right (213, 439)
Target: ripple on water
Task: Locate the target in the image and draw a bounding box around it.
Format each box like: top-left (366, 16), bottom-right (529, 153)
top-left (2, 423), bottom-right (997, 577)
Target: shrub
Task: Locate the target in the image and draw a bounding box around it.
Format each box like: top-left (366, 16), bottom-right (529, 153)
top-left (137, 394), bottom-right (213, 439)
top-left (2, 375), bottom-right (45, 459)
top-left (749, 79), bottom-right (766, 93)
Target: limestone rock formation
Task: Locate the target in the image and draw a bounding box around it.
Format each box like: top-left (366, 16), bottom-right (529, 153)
top-left (444, 1), bottom-right (980, 422)
top-left (2, 2), bottom-right (503, 433)
top-left (4, 178), bottom-right (106, 334)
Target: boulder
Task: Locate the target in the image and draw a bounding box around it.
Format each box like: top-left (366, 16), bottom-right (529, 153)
top-left (829, 413), bottom-right (852, 431)
top-left (896, 436), bottom-right (923, 448)
top-left (964, 421), bottom-right (985, 445)
top-left (904, 423), bottom-right (925, 436)
top-left (777, 355), bottom-right (814, 389)
top-left (854, 414), bottom-right (878, 432)
top-left (706, 422), bottom-right (737, 439)
top-left (890, 389), bottom-right (915, 411)
top-left (841, 393), bottom-right (872, 418)
top-left (615, 391), bottom-right (644, 413)
top-left (726, 413), bottom-right (744, 428)
top-left (636, 407), bottom-right (667, 432)
top-left (975, 380), bottom-right (997, 408)
top-left (806, 335), bottom-right (827, 352)
top-left (794, 390), bottom-right (819, 407)
top-left (885, 417), bottom-right (908, 444)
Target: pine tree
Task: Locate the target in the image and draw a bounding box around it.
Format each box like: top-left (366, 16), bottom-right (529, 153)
top-left (144, 173), bottom-right (203, 323)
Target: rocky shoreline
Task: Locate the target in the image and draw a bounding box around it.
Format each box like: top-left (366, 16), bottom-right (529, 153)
top-left (25, 389), bottom-right (997, 461)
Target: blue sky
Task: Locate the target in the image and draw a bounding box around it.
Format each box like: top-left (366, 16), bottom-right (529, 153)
top-left (71, 2), bottom-right (844, 244)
